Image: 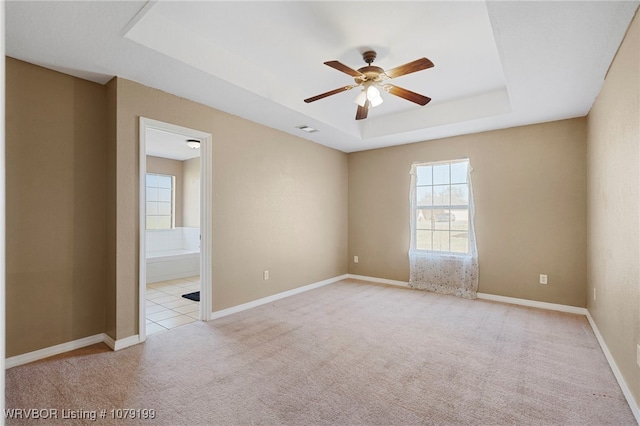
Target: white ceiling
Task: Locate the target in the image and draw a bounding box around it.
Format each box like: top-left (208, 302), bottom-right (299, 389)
top-left (5, 1), bottom-right (639, 153)
top-left (146, 128), bottom-right (201, 161)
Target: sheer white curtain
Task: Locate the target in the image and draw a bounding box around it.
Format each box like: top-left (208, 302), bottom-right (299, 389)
top-left (408, 160), bottom-right (479, 299)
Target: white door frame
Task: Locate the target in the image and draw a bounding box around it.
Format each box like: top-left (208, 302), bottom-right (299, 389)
top-left (139, 117), bottom-right (213, 342)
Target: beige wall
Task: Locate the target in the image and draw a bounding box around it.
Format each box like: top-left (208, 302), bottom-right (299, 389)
top-left (5, 60), bottom-right (348, 347)
top-left (348, 118), bottom-right (587, 307)
top-left (146, 155), bottom-right (184, 228)
top-left (112, 77), bottom-right (348, 337)
top-left (587, 9), bottom-right (640, 405)
top-left (182, 157), bottom-right (200, 228)
top-left (5, 58), bottom-right (108, 356)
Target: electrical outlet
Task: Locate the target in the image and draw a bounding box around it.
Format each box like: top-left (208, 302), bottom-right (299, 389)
top-left (354, 256), bottom-right (359, 263)
top-left (263, 270), bottom-right (269, 280)
top-left (539, 274), bottom-right (548, 285)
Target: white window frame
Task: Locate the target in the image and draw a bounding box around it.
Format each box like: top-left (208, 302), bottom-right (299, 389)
top-left (410, 159), bottom-right (472, 256)
top-left (145, 172), bottom-right (175, 230)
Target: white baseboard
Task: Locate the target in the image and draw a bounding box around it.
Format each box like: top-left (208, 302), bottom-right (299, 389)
top-left (6, 334), bottom-right (105, 369)
top-left (210, 274), bottom-right (348, 320)
top-left (102, 334), bottom-right (141, 351)
top-left (347, 274), bottom-right (409, 288)
top-left (586, 312), bottom-right (640, 425)
top-left (7, 333), bottom-right (142, 368)
top-left (477, 292), bottom-right (588, 315)
top-left (102, 334), bottom-right (116, 350)
top-left (347, 277), bottom-right (586, 315)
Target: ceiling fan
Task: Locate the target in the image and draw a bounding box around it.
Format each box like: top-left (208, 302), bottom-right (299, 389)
top-left (304, 50), bottom-right (434, 120)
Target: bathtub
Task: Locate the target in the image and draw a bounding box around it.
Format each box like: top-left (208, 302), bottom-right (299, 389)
top-left (146, 227), bottom-right (200, 284)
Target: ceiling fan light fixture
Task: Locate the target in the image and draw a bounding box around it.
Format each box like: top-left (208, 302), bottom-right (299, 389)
top-left (186, 139), bottom-right (201, 149)
top-left (354, 85), bottom-right (383, 108)
top-left (354, 90), bottom-right (367, 107)
top-left (367, 86), bottom-right (384, 107)
top-left (305, 50), bottom-right (434, 120)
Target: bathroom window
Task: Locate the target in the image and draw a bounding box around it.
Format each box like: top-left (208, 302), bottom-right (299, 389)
top-left (146, 173), bottom-right (175, 230)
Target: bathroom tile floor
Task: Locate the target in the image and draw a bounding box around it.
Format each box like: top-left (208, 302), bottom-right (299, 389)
top-left (145, 276), bottom-right (200, 335)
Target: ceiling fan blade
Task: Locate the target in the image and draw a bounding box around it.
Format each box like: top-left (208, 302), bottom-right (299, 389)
top-left (324, 61), bottom-right (364, 78)
top-left (355, 102), bottom-right (369, 120)
top-left (384, 58), bottom-right (434, 79)
top-left (383, 84), bottom-right (431, 106)
top-left (304, 85), bottom-right (355, 103)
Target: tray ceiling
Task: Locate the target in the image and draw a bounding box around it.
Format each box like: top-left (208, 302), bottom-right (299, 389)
top-left (5, 1), bottom-right (639, 152)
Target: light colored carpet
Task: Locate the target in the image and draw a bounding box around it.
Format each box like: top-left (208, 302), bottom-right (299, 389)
top-left (6, 279), bottom-right (636, 425)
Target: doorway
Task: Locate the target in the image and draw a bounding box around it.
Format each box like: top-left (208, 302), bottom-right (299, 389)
top-left (139, 118), bottom-right (212, 342)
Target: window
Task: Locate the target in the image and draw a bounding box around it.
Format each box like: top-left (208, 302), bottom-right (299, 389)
top-left (412, 159), bottom-right (471, 254)
top-left (146, 173), bottom-right (174, 230)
